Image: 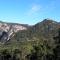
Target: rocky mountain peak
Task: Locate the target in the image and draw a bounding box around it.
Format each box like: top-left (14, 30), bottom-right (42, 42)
top-left (42, 18), bottom-right (57, 24)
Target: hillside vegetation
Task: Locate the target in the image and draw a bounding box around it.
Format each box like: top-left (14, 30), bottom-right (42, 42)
top-left (0, 19), bottom-right (60, 60)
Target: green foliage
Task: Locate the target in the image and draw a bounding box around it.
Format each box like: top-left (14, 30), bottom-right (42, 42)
top-left (26, 39), bottom-right (54, 60)
top-left (53, 28), bottom-right (60, 60)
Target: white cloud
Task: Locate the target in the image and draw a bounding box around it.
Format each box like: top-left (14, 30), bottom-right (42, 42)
top-left (27, 4), bottom-right (41, 16)
top-left (31, 4), bottom-right (40, 12)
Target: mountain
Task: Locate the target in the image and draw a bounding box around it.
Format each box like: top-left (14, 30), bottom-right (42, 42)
top-left (0, 21), bottom-right (30, 43)
top-left (33, 19), bottom-right (60, 37)
top-left (0, 19), bottom-right (60, 43)
top-left (11, 19), bottom-right (60, 43)
top-left (0, 19), bottom-right (60, 60)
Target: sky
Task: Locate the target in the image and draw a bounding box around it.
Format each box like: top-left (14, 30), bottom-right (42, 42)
top-left (0, 0), bottom-right (60, 25)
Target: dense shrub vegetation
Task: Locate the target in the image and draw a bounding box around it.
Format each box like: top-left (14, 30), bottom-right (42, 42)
top-left (0, 32), bottom-right (59, 60)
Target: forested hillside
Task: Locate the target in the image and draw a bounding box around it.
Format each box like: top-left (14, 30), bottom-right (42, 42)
top-left (0, 19), bottom-right (60, 60)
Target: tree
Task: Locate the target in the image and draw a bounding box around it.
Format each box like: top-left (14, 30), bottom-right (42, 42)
top-left (1, 49), bottom-right (11, 60)
top-left (26, 40), bottom-right (53, 60)
top-left (53, 28), bottom-right (60, 60)
top-left (12, 49), bottom-right (22, 60)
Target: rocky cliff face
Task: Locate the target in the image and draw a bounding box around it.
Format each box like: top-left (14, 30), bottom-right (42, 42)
top-left (0, 23), bottom-right (27, 32)
top-left (0, 22), bottom-right (28, 42)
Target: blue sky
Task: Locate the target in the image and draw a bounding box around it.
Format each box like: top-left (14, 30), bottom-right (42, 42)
top-left (0, 0), bottom-right (60, 25)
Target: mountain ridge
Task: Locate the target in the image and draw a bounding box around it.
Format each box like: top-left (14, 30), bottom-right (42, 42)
top-left (10, 19), bottom-right (60, 44)
top-left (0, 19), bottom-right (60, 43)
